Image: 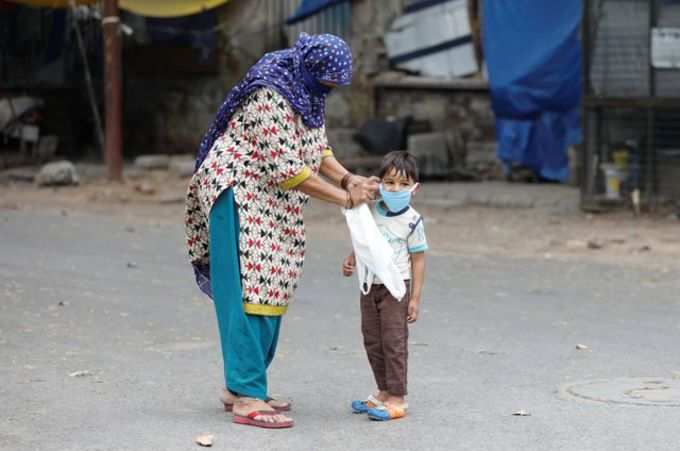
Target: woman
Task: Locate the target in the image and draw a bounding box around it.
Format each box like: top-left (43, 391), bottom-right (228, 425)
top-left (185, 33), bottom-right (377, 429)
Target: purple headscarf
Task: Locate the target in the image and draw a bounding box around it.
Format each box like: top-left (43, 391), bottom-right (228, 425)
top-left (194, 32), bottom-right (353, 172)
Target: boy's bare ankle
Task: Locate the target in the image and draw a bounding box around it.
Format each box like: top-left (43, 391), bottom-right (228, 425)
top-left (375, 391), bottom-right (389, 402)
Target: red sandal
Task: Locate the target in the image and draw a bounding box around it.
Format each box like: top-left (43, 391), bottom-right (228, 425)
top-left (233, 410), bottom-right (294, 429)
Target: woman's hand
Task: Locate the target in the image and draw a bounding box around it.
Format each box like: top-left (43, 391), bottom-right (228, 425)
top-left (342, 254), bottom-right (356, 277)
top-left (348, 174), bottom-right (380, 191)
top-left (347, 175), bottom-right (380, 206)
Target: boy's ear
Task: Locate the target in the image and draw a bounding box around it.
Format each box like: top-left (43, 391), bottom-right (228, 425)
top-left (411, 182), bottom-right (421, 195)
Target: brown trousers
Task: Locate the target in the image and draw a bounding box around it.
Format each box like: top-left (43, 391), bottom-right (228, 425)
top-left (360, 282), bottom-right (410, 396)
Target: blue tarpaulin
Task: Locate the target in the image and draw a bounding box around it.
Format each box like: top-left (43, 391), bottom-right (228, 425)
top-left (482, 0), bottom-right (582, 182)
top-left (286, 0), bottom-right (347, 25)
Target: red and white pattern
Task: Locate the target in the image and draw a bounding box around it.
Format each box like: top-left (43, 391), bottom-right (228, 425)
top-left (185, 88), bottom-right (328, 309)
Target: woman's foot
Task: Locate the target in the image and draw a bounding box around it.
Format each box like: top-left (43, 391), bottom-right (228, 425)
top-left (221, 389), bottom-right (291, 412)
top-left (232, 398), bottom-right (294, 429)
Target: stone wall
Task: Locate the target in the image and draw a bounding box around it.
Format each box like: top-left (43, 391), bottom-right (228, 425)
top-left (373, 75), bottom-right (497, 174)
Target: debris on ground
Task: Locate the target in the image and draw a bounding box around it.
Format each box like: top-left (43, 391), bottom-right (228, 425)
top-left (512, 410), bottom-right (531, 416)
top-left (36, 161), bottom-right (80, 187)
top-left (575, 344), bottom-right (590, 351)
top-left (194, 434), bottom-right (214, 447)
top-left (409, 341), bottom-right (430, 347)
top-left (133, 181), bottom-right (156, 195)
top-left (69, 370), bottom-right (93, 377)
top-left (587, 240), bottom-right (604, 250)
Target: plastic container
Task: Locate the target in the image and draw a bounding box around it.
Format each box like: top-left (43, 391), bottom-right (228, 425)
top-left (601, 163), bottom-right (621, 200)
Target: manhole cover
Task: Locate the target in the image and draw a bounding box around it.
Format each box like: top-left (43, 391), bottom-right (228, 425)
top-left (561, 377), bottom-right (680, 407)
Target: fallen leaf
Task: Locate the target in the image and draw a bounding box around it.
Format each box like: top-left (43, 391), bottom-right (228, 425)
top-left (575, 344), bottom-right (589, 351)
top-left (69, 370), bottom-right (93, 377)
top-left (512, 410), bottom-right (531, 416)
top-left (126, 262), bottom-right (138, 269)
top-left (195, 434), bottom-right (214, 447)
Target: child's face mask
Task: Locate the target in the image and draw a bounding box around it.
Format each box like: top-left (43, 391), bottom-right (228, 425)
top-left (379, 183), bottom-right (418, 213)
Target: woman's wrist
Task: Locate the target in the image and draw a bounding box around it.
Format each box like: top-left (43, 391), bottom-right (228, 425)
top-left (340, 172), bottom-right (354, 190)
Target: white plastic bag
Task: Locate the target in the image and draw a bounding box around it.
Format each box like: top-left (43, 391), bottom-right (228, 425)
top-left (343, 204), bottom-right (406, 300)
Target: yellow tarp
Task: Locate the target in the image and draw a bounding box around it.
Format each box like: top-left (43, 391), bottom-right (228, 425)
top-left (120, 0), bottom-right (229, 18)
top-left (8, 0), bottom-right (229, 17)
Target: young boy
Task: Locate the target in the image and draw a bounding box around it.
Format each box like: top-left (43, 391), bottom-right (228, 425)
top-left (342, 151), bottom-right (427, 421)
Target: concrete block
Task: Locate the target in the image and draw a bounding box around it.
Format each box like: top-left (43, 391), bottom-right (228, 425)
top-left (36, 161), bottom-right (79, 187)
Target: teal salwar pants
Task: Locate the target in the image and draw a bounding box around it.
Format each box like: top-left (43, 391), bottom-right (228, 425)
top-left (209, 189), bottom-right (281, 400)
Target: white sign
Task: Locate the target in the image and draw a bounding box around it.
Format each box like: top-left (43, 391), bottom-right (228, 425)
top-left (651, 28), bottom-right (680, 69)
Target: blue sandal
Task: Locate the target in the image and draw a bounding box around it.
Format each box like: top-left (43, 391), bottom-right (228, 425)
top-left (351, 394), bottom-right (383, 414)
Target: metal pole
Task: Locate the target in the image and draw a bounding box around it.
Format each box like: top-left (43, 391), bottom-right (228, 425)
top-left (70, 3), bottom-right (104, 151)
top-left (103, 0), bottom-right (123, 181)
top-left (646, 0), bottom-right (657, 206)
top-left (580, 0), bottom-right (591, 207)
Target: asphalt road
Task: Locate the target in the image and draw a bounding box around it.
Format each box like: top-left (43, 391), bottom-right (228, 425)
top-left (1, 207), bottom-right (680, 451)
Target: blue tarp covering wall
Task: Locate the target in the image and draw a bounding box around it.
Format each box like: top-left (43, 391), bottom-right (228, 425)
top-left (286, 0), bottom-right (347, 24)
top-left (482, 0), bottom-right (582, 182)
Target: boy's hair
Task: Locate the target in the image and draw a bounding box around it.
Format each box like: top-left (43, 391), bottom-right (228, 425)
top-left (377, 151), bottom-right (419, 182)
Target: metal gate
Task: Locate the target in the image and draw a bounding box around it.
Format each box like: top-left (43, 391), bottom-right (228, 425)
top-left (582, 0), bottom-right (680, 210)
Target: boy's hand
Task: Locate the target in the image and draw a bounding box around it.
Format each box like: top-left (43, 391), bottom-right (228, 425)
top-left (342, 254), bottom-right (356, 277)
top-left (407, 298), bottom-right (420, 323)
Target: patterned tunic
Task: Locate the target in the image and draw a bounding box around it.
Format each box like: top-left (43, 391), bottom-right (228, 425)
top-left (185, 88), bottom-right (333, 316)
